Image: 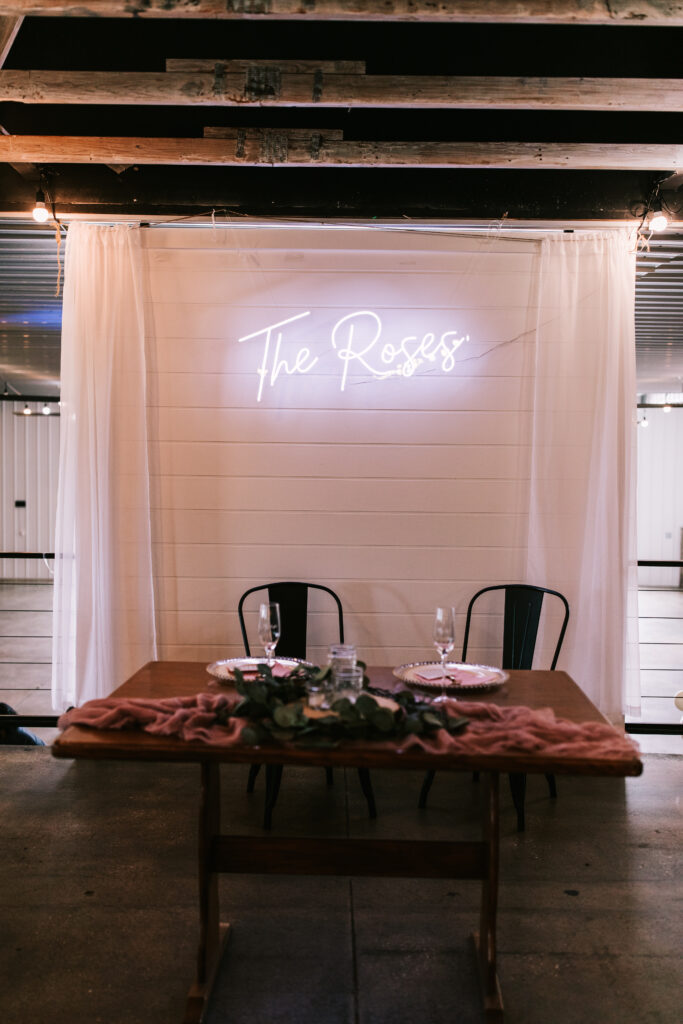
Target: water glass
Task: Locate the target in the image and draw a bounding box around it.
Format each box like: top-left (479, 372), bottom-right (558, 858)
top-left (328, 643), bottom-right (357, 673)
top-left (331, 664), bottom-right (364, 702)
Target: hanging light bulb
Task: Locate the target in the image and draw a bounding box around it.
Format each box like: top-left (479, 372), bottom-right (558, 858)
top-left (640, 415), bottom-right (649, 427)
top-left (41, 402), bottom-right (51, 415)
top-left (22, 403), bottom-right (32, 415)
top-left (649, 201), bottom-right (668, 233)
top-left (32, 189), bottom-right (49, 223)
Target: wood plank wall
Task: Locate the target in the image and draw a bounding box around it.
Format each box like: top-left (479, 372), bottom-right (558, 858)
top-left (0, 401), bottom-right (59, 580)
top-left (142, 225), bottom-right (541, 667)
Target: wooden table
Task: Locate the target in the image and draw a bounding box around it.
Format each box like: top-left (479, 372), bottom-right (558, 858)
top-left (53, 662), bottom-right (642, 1024)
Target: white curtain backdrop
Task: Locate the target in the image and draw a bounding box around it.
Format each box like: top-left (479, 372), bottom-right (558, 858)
top-left (526, 231), bottom-right (639, 719)
top-left (52, 223), bottom-right (638, 718)
top-left (51, 224), bottom-right (157, 710)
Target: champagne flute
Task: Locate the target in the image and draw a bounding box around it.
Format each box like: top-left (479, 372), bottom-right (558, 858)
top-left (433, 606), bottom-right (456, 678)
top-left (257, 602), bottom-right (281, 668)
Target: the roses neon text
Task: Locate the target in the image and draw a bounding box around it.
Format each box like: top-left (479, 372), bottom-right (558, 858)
top-left (331, 310), bottom-right (468, 392)
top-left (237, 311), bottom-right (318, 402)
top-left (237, 309), bottom-right (469, 401)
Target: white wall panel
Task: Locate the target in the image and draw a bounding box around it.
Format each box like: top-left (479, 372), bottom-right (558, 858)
top-left (142, 226), bottom-right (540, 665)
top-left (153, 476), bottom-right (531, 513)
top-left (153, 442), bottom-right (531, 480)
top-left (637, 408), bottom-right (683, 587)
top-left (150, 407), bottom-right (535, 445)
top-left (149, 510), bottom-right (527, 548)
top-left (0, 402), bottom-right (59, 581)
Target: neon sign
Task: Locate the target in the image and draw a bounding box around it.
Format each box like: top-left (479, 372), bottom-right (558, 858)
top-left (238, 310), bottom-right (469, 402)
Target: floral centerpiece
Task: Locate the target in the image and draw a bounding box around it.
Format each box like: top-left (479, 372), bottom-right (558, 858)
top-left (216, 661), bottom-right (469, 748)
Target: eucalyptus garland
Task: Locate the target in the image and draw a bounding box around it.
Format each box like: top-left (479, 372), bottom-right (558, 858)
top-left (214, 661), bottom-right (469, 748)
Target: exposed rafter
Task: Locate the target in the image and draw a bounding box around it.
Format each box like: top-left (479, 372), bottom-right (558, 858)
top-left (1, 0), bottom-right (683, 24)
top-left (4, 68), bottom-right (683, 110)
top-left (0, 15), bottom-right (21, 66)
top-left (1, 132), bottom-right (682, 170)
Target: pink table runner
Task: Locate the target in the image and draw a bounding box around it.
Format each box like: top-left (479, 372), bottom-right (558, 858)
top-left (58, 693), bottom-right (640, 763)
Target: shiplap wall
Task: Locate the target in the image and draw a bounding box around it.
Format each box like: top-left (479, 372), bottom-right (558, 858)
top-left (0, 402), bottom-right (59, 580)
top-left (637, 407), bottom-right (683, 587)
top-left (143, 226), bottom-right (541, 666)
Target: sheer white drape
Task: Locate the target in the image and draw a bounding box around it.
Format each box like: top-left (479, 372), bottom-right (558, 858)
top-left (527, 231), bottom-right (639, 719)
top-left (51, 223), bottom-right (638, 719)
top-left (51, 224), bottom-right (156, 710)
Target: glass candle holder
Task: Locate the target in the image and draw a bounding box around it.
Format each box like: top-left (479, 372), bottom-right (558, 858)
top-left (327, 643), bottom-right (357, 674)
top-left (330, 664), bottom-right (364, 703)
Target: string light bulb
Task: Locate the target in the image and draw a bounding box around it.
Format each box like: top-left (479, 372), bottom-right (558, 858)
top-left (640, 415), bottom-right (649, 428)
top-left (32, 189), bottom-right (49, 223)
top-left (22, 403), bottom-right (32, 416)
top-left (649, 201), bottom-right (668, 233)
top-left (41, 402), bottom-right (51, 415)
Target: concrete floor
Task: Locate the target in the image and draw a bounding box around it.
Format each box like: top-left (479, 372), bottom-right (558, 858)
top-left (0, 748), bottom-right (680, 1024)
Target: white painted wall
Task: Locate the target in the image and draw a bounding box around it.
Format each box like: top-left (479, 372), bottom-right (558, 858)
top-left (142, 226), bottom-right (542, 666)
top-left (637, 407), bottom-right (683, 587)
top-left (0, 402), bottom-right (59, 580)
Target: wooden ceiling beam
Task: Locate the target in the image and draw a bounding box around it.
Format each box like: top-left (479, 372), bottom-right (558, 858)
top-left (4, 70), bottom-right (683, 110)
top-left (0, 18), bottom-right (37, 181)
top-left (1, 133), bottom-right (682, 170)
top-left (0, 15), bottom-right (21, 66)
top-left (1, 1), bottom-right (683, 25)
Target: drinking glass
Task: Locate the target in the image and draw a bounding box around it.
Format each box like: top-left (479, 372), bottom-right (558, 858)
top-left (329, 664), bottom-right (364, 704)
top-left (433, 606), bottom-right (455, 676)
top-left (257, 602), bottom-right (281, 667)
top-left (328, 643), bottom-right (357, 673)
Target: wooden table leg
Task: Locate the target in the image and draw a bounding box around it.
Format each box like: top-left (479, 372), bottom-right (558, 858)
top-left (184, 761), bottom-right (230, 1024)
top-left (472, 771), bottom-right (504, 1022)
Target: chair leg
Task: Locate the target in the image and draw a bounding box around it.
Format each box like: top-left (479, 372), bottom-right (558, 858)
top-left (325, 767), bottom-right (334, 787)
top-left (508, 772), bottom-right (527, 832)
top-left (357, 767), bottom-right (377, 819)
top-left (263, 764), bottom-right (284, 831)
top-left (246, 763), bottom-right (261, 793)
top-left (545, 772), bottom-right (557, 799)
top-left (418, 770), bottom-right (437, 809)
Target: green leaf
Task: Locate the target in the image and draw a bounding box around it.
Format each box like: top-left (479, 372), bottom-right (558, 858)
top-left (422, 711), bottom-right (443, 729)
top-left (241, 724), bottom-right (265, 745)
top-left (273, 704), bottom-right (303, 729)
top-left (355, 694), bottom-right (379, 717)
top-left (370, 708), bottom-right (395, 733)
top-left (245, 682), bottom-right (268, 704)
top-left (330, 697), bottom-right (354, 716)
top-left (446, 716), bottom-right (469, 734)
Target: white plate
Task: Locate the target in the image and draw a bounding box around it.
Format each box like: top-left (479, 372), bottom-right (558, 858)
top-left (393, 661), bottom-right (508, 691)
top-left (206, 656), bottom-right (312, 681)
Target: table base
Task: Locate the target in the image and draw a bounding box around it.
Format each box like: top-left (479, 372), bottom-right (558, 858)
top-left (188, 762), bottom-right (504, 1023)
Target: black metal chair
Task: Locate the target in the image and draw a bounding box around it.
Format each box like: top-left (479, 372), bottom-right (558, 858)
top-left (419, 584), bottom-right (570, 831)
top-left (237, 581), bottom-right (376, 829)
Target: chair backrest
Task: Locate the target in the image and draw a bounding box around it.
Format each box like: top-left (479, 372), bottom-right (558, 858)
top-left (237, 582), bottom-right (344, 660)
top-left (461, 584), bottom-right (570, 671)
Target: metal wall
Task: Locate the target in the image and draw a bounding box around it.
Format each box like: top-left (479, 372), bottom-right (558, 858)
top-left (0, 401), bottom-right (59, 580)
top-left (637, 407), bottom-right (683, 588)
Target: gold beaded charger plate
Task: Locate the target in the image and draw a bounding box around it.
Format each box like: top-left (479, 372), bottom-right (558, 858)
top-left (206, 657), bottom-right (313, 681)
top-left (393, 661), bottom-right (508, 692)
